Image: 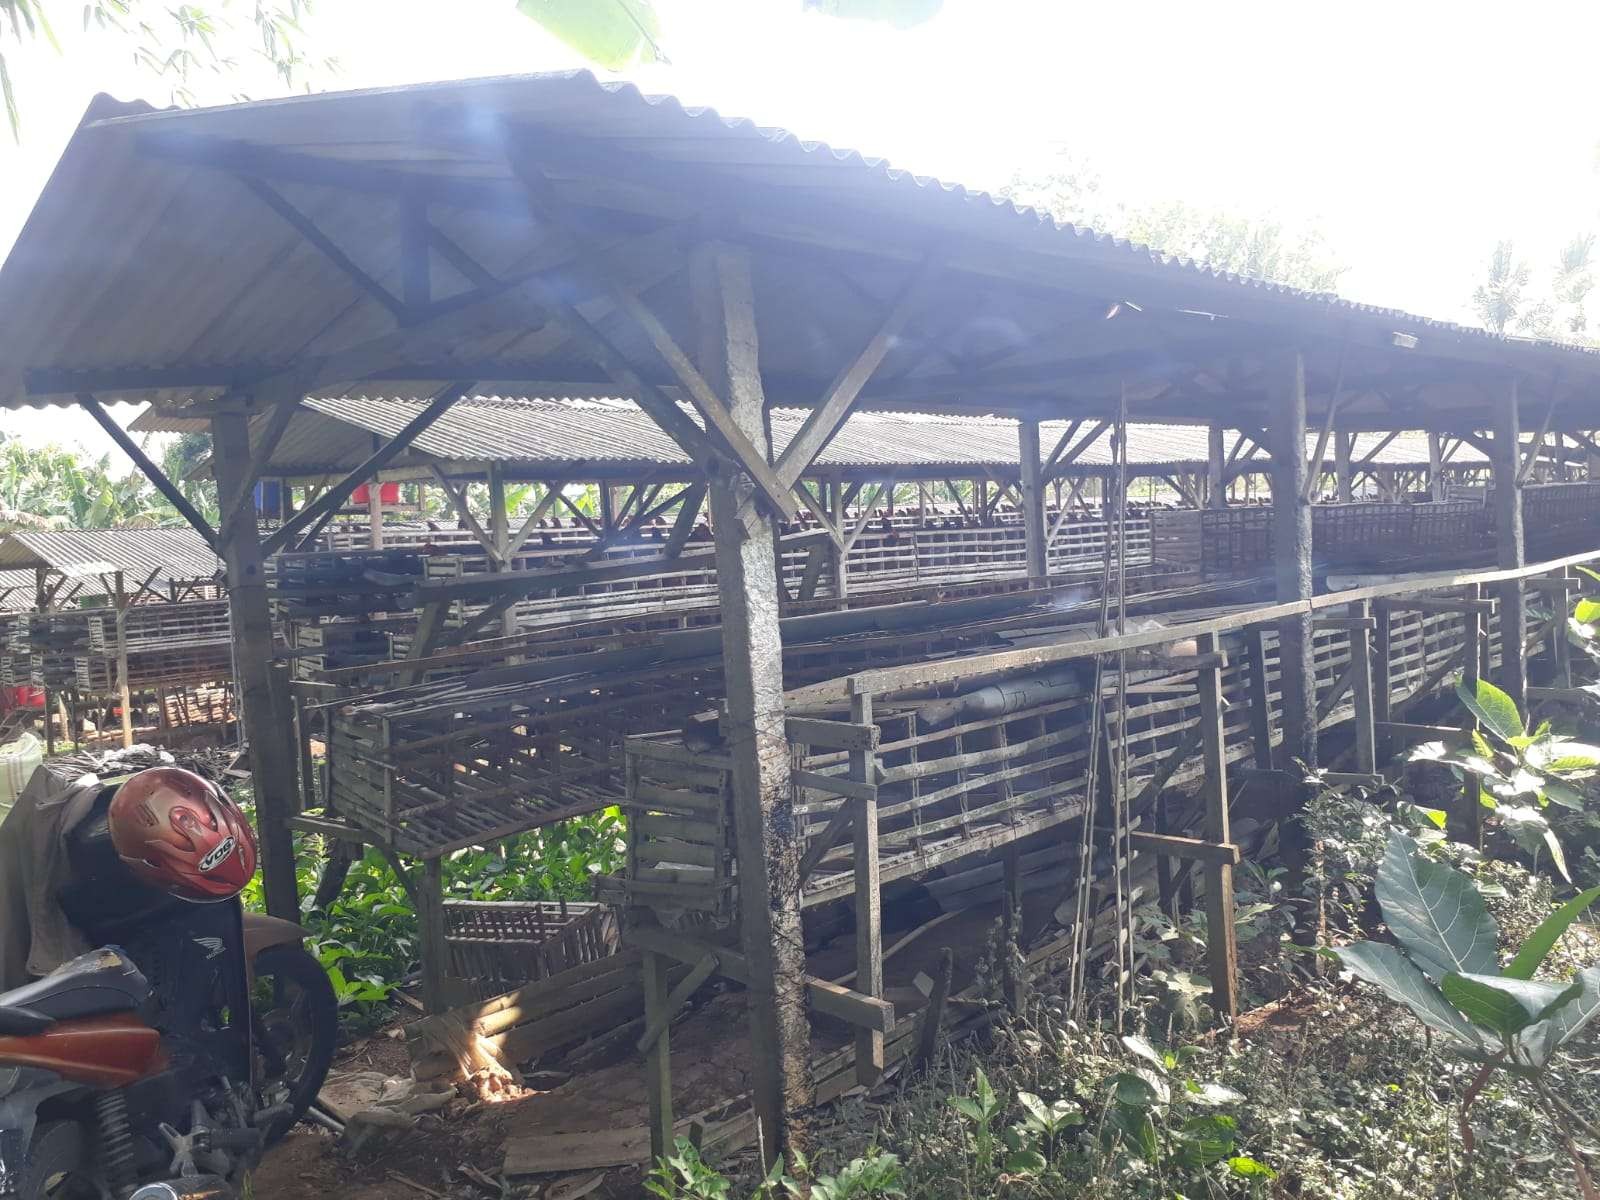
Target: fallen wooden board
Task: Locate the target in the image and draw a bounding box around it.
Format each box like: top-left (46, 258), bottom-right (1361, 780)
top-left (503, 1109), bottom-right (754, 1177)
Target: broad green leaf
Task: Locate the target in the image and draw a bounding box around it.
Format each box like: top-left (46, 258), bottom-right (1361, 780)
top-left (1003, 1148), bottom-right (1046, 1175)
top-left (1498, 805), bottom-right (1570, 882)
top-left (1456, 676), bottom-right (1524, 741)
top-left (1577, 566), bottom-right (1600, 586)
top-left (804, 0), bottom-right (945, 27)
top-left (1440, 972), bottom-right (1581, 1037)
top-left (1374, 832), bottom-right (1498, 979)
top-left (1228, 1156), bottom-right (1279, 1179)
top-left (516, 0), bottom-right (664, 69)
top-left (1120, 1033), bottom-right (1166, 1071)
top-left (1471, 728), bottom-right (1495, 760)
top-left (1488, 767), bottom-right (1544, 798)
top-left (1529, 741), bottom-right (1600, 771)
top-left (1174, 1114), bottom-right (1237, 1167)
top-left (1188, 1081), bottom-right (1245, 1106)
top-left (1541, 777), bottom-right (1587, 809)
top-left (1336, 941), bottom-right (1482, 1046)
top-left (1575, 598), bottom-right (1600, 624)
top-left (1109, 1070), bottom-right (1164, 1108)
top-left (1504, 885), bottom-right (1600, 979)
top-left (1527, 967), bottom-right (1600, 1067)
top-left (1105, 1106), bottom-right (1159, 1160)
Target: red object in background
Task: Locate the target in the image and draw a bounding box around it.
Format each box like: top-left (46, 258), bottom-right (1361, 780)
top-left (2, 687), bottom-right (43, 710)
top-left (350, 482), bottom-right (401, 506)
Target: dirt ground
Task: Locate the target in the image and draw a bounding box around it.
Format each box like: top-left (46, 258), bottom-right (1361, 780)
top-left (249, 888), bottom-right (1047, 1199)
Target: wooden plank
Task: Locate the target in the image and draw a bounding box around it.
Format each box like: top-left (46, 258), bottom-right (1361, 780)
top-left (851, 691), bottom-right (883, 1085)
top-left (1195, 630), bottom-right (1239, 1024)
top-left (641, 951), bottom-right (674, 1162)
top-left (792, 769), bottom-right (877, 803)
top-left (80, 393), bottom-right (219, 548)
top-left (1374, 596), bottom-right (1495, 616)
top-left (1128, 830), bottom-right (1241, 866)
top-left (1375, 721), bottom-right (1468, 742)
top-left (1492, 381), bottom-right (1528, 706)
top-left (1349, 600), bottom-right (1377, 774)
top-left (785, 716), bottom-right (879, 751)
top-left (637, 953), bottom-right (719, 1056)
top-left (1244, 627), bottom-right (1275, 770)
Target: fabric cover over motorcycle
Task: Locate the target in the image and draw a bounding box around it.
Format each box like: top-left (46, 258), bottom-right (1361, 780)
top-left (0, 753), bottom-right (118, 988)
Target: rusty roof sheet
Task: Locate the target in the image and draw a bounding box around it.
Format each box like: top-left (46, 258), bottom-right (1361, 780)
top-left (0, 528), bottom-right (221, 584)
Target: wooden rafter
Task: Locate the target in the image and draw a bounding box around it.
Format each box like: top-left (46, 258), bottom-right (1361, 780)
top-left (428, 466), bottom-right (496, 555)
top-left (78, 393), bottom-right (220, 548)
top-left (260, 381), bottom-right (472, 557)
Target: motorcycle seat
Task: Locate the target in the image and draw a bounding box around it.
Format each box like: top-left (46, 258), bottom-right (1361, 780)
top-left (0, 948), bottom-right (150, 1035)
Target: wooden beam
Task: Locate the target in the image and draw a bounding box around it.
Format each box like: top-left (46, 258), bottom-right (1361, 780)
top-left (1127, 830), bottom-right (1241, 867)
top-left (1302, 339), bottom-right (1348, 503)
top-left (429, 467), bottom-right (495, 555)
top-left (241, 177), bottom-right (409, 321)
top-left (1195, 630), bottom-right (1239, 1023)
top-left (79, 394), bottom-right (219, 548)
top-left (1019, 419), bottom-right (1047, 578)
top-left (260, 382), bottom-right (472, 557)
top-left (1044, 419), bottom-right (1111, 481)
top-left (763, 253), bottom-right (943, 502)
top-left (1516, 378), bottom-right (1560, 486)
top-left (222, 389), bottom-right (307, 528)
top-left (850, 691), bottom-right (883, 1085)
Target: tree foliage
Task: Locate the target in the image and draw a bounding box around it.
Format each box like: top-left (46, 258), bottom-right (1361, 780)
top-left (515, 0), bottom-right (944, 69)
top-left (1000, 155), bottom-right (1348, 293)
top-left (1472, 236), bottom-right (1597, 344)
top-left (0, 433), bottom-right (195, 528)
top-left (1, 0), bottom-right (329, 138)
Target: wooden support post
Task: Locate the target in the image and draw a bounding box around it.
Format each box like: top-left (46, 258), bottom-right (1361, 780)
top-left (367, 477), bottom-right (384, 549)
top-left (113, 571), bottom-right (133, 748)
top-left (1195, 631), bottom-right (1239, 1023)
top-left (1244, 628), bottom-right (1275, 770)
top-left (1271, 351), bottom-right (1317, 769)
top-left (488, 463), bottom-right (517, 638)
top-left (418, 856), bottom-right (449, 1014)
top-left (1334, 431), bottom-right (1353, 503)
top-left (693, 241), bottom-right (810, 1162)
top-left (210, 410), bottom-right (299, 919)
top-left (1428, 432), bottom-right (1446, 502)
top-left (1455, 583), bottom-right (1485, 850)
top-left (850, 691), bottom-right (883, 1085)
top-left (913, 946), bottom-right (954, 1072)
top-left (1019, 419), bottom-right (1047, 578)
top-left (1207, 423), bottom-right (1226, 509)
top-left (1349, 600), bottom-right (1377, 774)
top-left (1553, 567), bottom-right (1574, 688)
top-left (1002, 844), bottom-right (1026, 1014)
top-left (1373, 601), bottom-right (1394, 762)
top-left (830, 478), bottom-right (851, 599)
top-left (1491, 385), bottom-right (1528, 708)
top-left (642, 950), bottom-right (675, 1163)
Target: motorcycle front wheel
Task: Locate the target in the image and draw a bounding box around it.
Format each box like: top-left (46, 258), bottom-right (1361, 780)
top-left (251, 943), bottom-right (338, 1141)
top-left (19, 1121), bottom-right (95, 1200)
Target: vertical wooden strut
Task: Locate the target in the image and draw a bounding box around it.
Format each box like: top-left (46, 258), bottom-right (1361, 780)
top-left (642, 950), bottom-right (674, 1160)
top-left (1207, 423), bottom-right (1226, 509)
top-left (1194, 631), bottom-right (1238, 1023)
top-left (1428, 433), bottom-right (1446, 502)
top-left (1018, 419), bottom-right (1047, 578)
top-left (210, 409), bottom-right (299, 919)
top-left (693, 241), bottom-right (811, 1162)
top-left (1334, 431), bottom-right (1353, 503)
top-left (1270, 351), bottom-right (1317, 770)
top-left (1349, 600), bottom-right (1377, 775)
top-left (1491, 380), bottom-right (1528, 708)
top-left (1455, 584), bottom-right (1485, 850)
top-left (850, 690), bottom-right (883, 1084)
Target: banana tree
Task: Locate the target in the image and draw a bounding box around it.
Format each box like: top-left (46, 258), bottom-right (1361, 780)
top-left (1336, 832), bottom-right (1600, 1197)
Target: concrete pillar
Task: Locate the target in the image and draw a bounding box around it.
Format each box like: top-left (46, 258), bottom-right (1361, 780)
top-left (1019, 419), bottom-right (1047, 578)
top-left (693, 240), bottom-right (811, 1161)
top-left (211, 410), bottom-right (299, 919)
top-left (1491, 380), bottom-right (1527, 707)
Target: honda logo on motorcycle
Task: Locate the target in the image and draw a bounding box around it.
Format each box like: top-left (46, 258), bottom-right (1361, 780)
top-left (199, 836), bottom-right (237, 874)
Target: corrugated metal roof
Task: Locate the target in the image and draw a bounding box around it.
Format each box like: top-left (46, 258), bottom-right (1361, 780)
top-left (0, 529), bottom-right (221, 583)
top-left (133, 394), bottom-right (1489, 478)
top-left (3, 70), bottom-right (1599, 437)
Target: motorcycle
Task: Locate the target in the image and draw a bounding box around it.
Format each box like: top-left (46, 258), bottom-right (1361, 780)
top-left (0, 769), bottom-right (337, 1199)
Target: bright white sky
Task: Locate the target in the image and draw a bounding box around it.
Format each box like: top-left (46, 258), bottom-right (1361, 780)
top-left (1, 0), bottom-right (1597, 458)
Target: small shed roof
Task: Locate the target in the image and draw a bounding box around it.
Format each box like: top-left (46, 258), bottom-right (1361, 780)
top-left (0, 528), bottom-right (222, 584)
top-left (131, 396), bottom-right (1488, 483)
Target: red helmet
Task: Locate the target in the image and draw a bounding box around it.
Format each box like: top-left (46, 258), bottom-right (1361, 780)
top-left (108, 767), bottom-right (258, 902)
